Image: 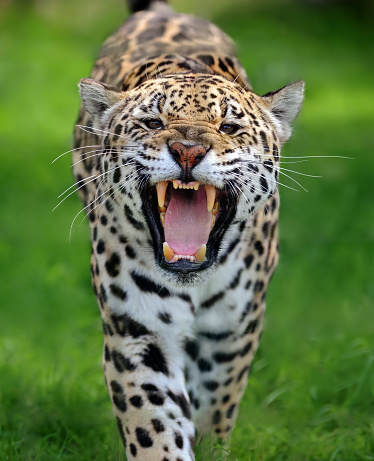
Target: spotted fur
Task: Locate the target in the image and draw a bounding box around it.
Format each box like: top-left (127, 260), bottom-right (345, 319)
top-left (72, 1), bottom-right (304, 459)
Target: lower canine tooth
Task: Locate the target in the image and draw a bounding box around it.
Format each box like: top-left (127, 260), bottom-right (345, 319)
top-left (195, 244), bottom-right (207, 263)
top-left (163, 242), bottom-right (174, 262)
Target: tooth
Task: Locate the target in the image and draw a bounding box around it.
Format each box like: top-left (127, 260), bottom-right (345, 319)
top-left (173, 180), bottom-right (179, 189)
top-left (211, 215), bottom-right (216, 229)
top-left (160, 212), bottom-right (165, 226)
top-left (205, 185), bottom-right (216, 212)
top-left (193, 182), bottom-right (200, 190)
top-left (212, 201), bottom-right (219, 215)
top-left (163, 242), bottom-right (174, 262)
top-left (156, 181), bottom-right (168, 208)
top-left (195, 244), bottom-right (207, 263)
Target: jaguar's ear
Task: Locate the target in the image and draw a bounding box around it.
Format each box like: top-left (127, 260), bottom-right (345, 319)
top-left (79, 78), bottom-right (124, 119)
top-left (260, 81), bottom-right (305, 143)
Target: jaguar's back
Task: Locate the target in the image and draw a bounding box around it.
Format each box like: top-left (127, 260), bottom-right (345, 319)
top-left (73, 0), bottom-right (304, 459)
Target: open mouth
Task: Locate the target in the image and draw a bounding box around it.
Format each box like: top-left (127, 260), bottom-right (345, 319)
top-left (141, 179), bottom-right (237, 274)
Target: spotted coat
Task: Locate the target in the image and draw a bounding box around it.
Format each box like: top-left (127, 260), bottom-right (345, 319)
top-left (72, 1), bottom-right (304, 459)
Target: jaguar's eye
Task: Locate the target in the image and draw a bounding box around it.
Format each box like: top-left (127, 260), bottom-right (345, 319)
top-left (219, 123), bottom-right (240, 135)
top-left (144, 119), bottom-right (164, 130)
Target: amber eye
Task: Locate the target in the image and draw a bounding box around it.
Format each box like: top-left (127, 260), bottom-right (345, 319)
top-left (144, 119), bottom-right (164, 130)
top-left (219, 123), bottom-right (240, 135)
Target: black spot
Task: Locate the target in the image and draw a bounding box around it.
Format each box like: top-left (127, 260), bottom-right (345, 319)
top-left (255, 241), bottom-right (264, 256)
top-left (100, 284), bottom-right (107, 302)
top-left (244, 319), bottom-right (259, 335)
top-left (135, 427), bottom-right (153, 448)
top-left (105, 252), bottom-right (121, 277)
top-left (125, 245), bottom-right (136, 259)
top-left (102, 321), bottom-right (113, 336)
top-left (111, 313), bottom-right (151, 337)
top-left (116, 417), bottom-right (127, 448)
top-left (178, 293), bottom-right (192, 303)
top-left (113, 168), bottom-right (121, 183)
top-left (240, 341), bottom-right (252, 356)
top-left (175, 394), bottom-right (191, 419)
top-left (197, 54), bottom-right (214, 66)
top-left (110, 380), bottom-right (123, 393)
top-left (142, 344), bottom-right (169, 375)
top-left (204, 380), bottom-right (219, 391)
top-left (130, 395), bottom-right (143, 408)
top-left (237, 365), bottom-right (250, 382)
top-left (158, 312), bottom-right (172, 324)
top-left (152, 418), bottom-right (165, 433)
top-left (201, 291), bottom-right (225, 309)
top-left (100, 214), bottom-right (108, 226)
top-left (229, 269), bottom-right (243, 289)
top-left (225, 56), bottom-right (234, 68)
top-left (212, 410), bottom-right (221, 425)
top-left (222, 394), bottom-right (230, 404)
top-left (213, 351), bottom-right (237, 363)
top-left (147, 390), bottom-right (165, 406)
top-left (218, 58), bottom-right (229, 73)
top-left (199, 331), bottom-right (233, 343)
top-left (130, 443), bottom-right (137, 456)
top-left (97, 239), bottom-right (105, 254)
top-left (112, 350), bottom-right (128, 373)
top-left (260, 175), bottom-right (269, 193)
top-left (198, 358), bottom-right (213, 372)
top-left (111, 381), bottom-right (127, 412)
top-left (109, 284), bottom-right (127, 301)
top-left (245, 280), bottom-right (252, 290)
top-left (104, 344), bottom-right (111, 362)
top-left (254, 281), bottom-right (264, 292)
top-left (184, 340), bottom-right (199, 361)
top-left (244, 254), bottom-right (254, 269)
top-left (174, 432), bottom-right (184, 449)
top-left (130, 271), bottom-right (171, 298)
top-left (124, 205), bottom-right (145, 230)
top-left (226, 404), bottom-right (236, 419)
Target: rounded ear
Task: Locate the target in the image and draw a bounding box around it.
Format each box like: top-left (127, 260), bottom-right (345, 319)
top-left (261, 81), bottom-right (305, 143)
top-left (78, 78), bottom-right (124, 119)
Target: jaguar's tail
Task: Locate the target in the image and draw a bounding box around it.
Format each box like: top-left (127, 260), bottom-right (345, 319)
top-left (128, 0), bottom-right (169, 12)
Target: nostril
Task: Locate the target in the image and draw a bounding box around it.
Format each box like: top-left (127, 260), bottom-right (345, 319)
top-left (169, 142), bottom-right (184, 159)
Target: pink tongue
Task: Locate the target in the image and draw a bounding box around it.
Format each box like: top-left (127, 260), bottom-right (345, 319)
top-left (164, 187), bottom-right (212, 255)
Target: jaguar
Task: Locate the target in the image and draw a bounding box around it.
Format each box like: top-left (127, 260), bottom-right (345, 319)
top-left (72, 0), bottom-right (304, 459)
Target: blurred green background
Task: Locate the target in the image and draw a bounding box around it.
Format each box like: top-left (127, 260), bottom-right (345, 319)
top-left (0, 0), bottom-right (373, 459)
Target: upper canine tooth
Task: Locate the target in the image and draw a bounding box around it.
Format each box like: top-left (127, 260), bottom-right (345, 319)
top-left (163, 242), bottom-right (174, 262)
top-left (205, 185), bottom-right (216, 212)
top-left (195, 244), bottom-right (207, 263)
top-left (156, 181), bottom-right (168, 208)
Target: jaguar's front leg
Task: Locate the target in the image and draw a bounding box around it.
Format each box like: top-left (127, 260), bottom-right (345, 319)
top-left (101, 304), bottom-right (196, 461)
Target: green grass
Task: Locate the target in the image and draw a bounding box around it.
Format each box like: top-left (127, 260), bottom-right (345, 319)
top-left (1, 0), bottom-right (373, 459)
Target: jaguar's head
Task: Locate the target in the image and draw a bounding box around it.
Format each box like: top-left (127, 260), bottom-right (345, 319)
top-left (79, 74), bottom-right (304, 282)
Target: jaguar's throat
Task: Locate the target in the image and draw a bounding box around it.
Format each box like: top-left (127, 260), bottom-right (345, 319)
top-left (157, 181), bottom-right (218, 263)
top-left (142, 179), bottom-right (236, 275)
